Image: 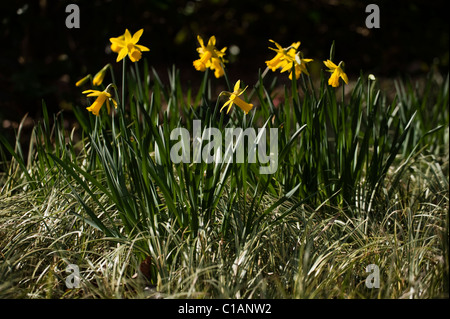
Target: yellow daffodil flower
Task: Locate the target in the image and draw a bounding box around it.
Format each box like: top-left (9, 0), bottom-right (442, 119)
top-left (83, 88), bottom-right (118, 116)
top-left (324, 59), bottom-right (348, 87)
top-left (193, 35), bottom-right (227, 78)
top-left (219, 80), bottom-right (253, 114)
top-left (281, 54), bottom-right (314, 80)
top-left (109, 29), bottom-right (150, 63)
top-left (266, 40), bottom-right (313, 80)
top-left (92, 64), bottom-right (110, 86)
top-left (266, 40), bottom-right (300, 71)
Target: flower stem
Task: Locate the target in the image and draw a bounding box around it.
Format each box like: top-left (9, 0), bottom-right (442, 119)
top-left (122, 58), bottom-right (126, 111)
top-left (134, 62), bottom-right (144, 102)
top-left (221, 62), bottom-right (231, 91)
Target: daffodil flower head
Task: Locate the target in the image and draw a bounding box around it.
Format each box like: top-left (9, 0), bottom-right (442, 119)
top-left (219, 80), bottom-right (253, 115)
top-left (193, 35), bottom-right (227, 78)
top-left (266, 40), bottom-right (300, 71)
top-left (266, 40), bottom-right (313, 80)
top-left (324, 59), bottom-right (348, 87)
top-left (110, 29), bottom-right (150, 63)
top-left (83, 86), bottom-right (118, 116)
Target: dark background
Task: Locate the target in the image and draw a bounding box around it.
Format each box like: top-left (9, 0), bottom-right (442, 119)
top-left (0, 0), bottom-right (448, 128)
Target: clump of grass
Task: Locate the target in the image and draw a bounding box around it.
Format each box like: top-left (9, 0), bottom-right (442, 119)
top-left (0, 32), bottom-right (448, 298)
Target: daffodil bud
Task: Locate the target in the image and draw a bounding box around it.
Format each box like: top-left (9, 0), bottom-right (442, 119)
top-left (75, 74), bottom-right (91, 87)
top-left (93, 64), bottom-right (110, 86)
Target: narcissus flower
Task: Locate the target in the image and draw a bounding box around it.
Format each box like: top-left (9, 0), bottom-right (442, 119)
top-left (219, 80), bottom-right (253, 114)
top-left (83, 88), bottom-right (118, 116)
top-left (266, 40), bottom-right (313, 80)
top-left (193, 35), bottom-right (227, 78)
top-left (266, 40), bottom-right (300, 71)
top-left (323, 59), bottom-right (348, 87)
top-left (109, 29), bottom-right (150, 63)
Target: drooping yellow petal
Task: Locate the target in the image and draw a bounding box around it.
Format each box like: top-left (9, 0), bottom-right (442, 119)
top-left (213, 65), bottom-right (224, 78)
top-left (111, 98), bottom-right (118, 109)
top-left (340, 71), bottom-right (349, 84)
top-left (280, 61), bottom-right (295, 73)
top-left (266, 53), bottom-right (286, 71)
top-left (82, 89), bottom-right (102, 96)
top-left (324, 59), bottom-right (338, 70)
top-left (210, 57), bottom-right (224, 78)
top-left (136, 44), bottom-right (150, 52)
top-left (116, 47), bottom-right (128, 62)
top-left (220, 99), bottom-right (233, 113)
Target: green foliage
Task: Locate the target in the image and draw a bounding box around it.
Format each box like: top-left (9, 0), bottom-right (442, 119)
top-left (0, 59), bottom-right (448, 298)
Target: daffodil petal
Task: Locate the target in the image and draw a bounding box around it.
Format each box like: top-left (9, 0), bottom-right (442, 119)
top-left (233, 80), bottom-right (241, 92)
top-left (111, 98), bottom-right (118, 109)
top-left (110, 38), bottom-right (125, 46)
top-left (131, 29), bottom-right (144, 44)
top-left (340, 71), bottom-right (348, 84)
top-left (124, 29), bottom-right (132, 42)
top-left (86, 92), bottom-right (102, 97)
top-left (197, 35), bottom-right (205, 48)
top-left (220, 99), bottom-right (232, 112)
top-left (208, 36), bottom-right (216, 47)
top-left (324, 59), bottom-right (338, 70)
top-left (82, 89), bottom-right (98, 94)
top-left (136, 44), bottom-right (150, 52)
top-left (116, 47), bottom-right (128, 62)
